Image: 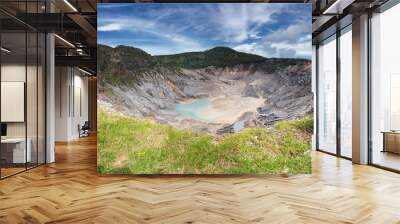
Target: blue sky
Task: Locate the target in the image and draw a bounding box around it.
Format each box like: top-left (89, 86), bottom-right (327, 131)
top-left (98, 3), bottom-right (311, 59)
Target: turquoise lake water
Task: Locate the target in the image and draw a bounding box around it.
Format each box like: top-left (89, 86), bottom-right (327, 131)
top-left (175, 98), bottom-right (211, 122)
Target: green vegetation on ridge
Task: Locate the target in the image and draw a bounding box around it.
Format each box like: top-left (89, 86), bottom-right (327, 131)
top-left (98, 44), bottom-right (159, 87)
top-left (97, 45), bottom-right (266, 86)
top-left (97, 108), bottom-right (312, 175)
top-left (97, 44), bottom-right (310, 88)
top-left (156, 46), bottom-right (266, 69)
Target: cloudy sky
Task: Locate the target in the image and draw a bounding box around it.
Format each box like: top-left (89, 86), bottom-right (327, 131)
top-left (98, 3), bottom-right (311, 59)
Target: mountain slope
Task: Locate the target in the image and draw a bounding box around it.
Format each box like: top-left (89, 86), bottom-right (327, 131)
top-left (98, 44), bottom-right (160, 86)
top-left (98, 44), bottom-right (312, 133)
top-left (97, 44), bottom-right (268, 87)
top-left (156, 46), bottom-right (266, 69)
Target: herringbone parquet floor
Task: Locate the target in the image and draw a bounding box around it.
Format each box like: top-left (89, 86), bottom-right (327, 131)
top-left (1, 135), bottom-right (400, 224)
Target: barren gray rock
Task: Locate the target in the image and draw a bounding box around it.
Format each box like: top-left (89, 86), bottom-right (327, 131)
top-left (98, 45), bottom-right (313, 134)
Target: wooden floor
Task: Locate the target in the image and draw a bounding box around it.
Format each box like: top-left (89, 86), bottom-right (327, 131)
top-left (0, 167), bottom-right (26, 178)
top-left (372, 150), bottom-right (400, 171)
top-left (1, 136), bottom-right (400, 223)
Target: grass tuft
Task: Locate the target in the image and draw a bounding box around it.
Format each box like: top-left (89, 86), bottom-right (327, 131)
top-left (97, 108), bottom-right (312, 175)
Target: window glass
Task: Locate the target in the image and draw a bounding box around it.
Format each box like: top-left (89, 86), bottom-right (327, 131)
top-left (340, 27), bottom-right (352, 158)
top-left (318, 36), bottom-right (337, 154)
top-left (1, 31), bottom-right (28, 178)
top-left (371, 3), bottom-right (400, 171)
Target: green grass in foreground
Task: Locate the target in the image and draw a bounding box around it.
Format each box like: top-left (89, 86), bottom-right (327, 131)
top-left (97, 108), bottom-right (312, 175)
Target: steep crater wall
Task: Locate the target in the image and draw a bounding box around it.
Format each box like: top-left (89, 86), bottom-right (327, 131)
top-left (98, 45), bottom-right (313, 133)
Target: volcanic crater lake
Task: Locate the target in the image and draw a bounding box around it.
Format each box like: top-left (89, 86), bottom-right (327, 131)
top-left (175, 98), bottom-right (212, 122)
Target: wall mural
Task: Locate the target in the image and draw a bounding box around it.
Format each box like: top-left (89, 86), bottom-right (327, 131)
top-left (97, 3), bottom-right (313, 175)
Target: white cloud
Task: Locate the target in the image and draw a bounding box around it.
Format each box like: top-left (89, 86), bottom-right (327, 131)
top-left (299, 34), bottom-right (312, 43)
top-left (98, 18), bottom-right (156, 32)
top-left (98, 4), bottom-right (311, 58)
top-left (264, 20), bottom-right (310, 44)
top-left (227, 5), bottom-right (312, 58)
top-left (270, 42), bottom-right (311, 58)
top-left (210, 4), bottom-right (282, 43)
top-left (233, 43), bottom-right (267, 57)
top-left (98, 16), bottom-right (206, 55)
top-left (98, 23), bottom-right (122, 32)
top-left (233, 36), bottom-right (311, 59)
top-left (133, 44), bottom-right (202, 56)
top-left (255, 20), bottom-right (312, 59)
top-left (98, 4), bottom-right (132, 9)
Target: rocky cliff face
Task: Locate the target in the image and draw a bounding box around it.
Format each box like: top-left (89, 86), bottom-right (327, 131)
top-left (98, 44), bottom-right (312, 133)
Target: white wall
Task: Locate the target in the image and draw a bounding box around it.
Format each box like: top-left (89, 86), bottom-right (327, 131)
top-left (1, 65), bottom-right (27, 139)
top-left (1, 65), bottom-right (41, 137)
top-left (55, 66), bottom-right (70, 141)
top-left (1, 62), bottom-right (47, 164)
top-left (72, 73), bottom-right (89, 138)
top-left (55, 67), bottom-right (89, 141)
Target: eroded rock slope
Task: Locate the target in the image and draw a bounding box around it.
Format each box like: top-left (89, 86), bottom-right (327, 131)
top-left (98, 44), bottom-right (312, 133)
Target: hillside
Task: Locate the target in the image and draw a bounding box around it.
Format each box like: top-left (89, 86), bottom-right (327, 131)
top-left (98, 44), bottom-right (313, 134)
top-left (98, 44), bottom-right (159, 86)
top-left (98, 108), bottom-right (312, 175)
top-left (155, 46), bottom-right (266, 69)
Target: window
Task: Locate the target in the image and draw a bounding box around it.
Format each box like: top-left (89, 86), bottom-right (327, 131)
top-left (339, 27), bottom-right (352, 158)
top-left (370, 3), bottom-right (400, 171)
top-left (317, 35), bottom-right (337, 154)
top-left (0, 2), bottom-right (46, 179)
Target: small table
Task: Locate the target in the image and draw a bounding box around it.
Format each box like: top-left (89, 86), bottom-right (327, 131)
top-left (381, 131), bottom-right (400, 154)
top-left (1, 138), bottom-right (31, 164)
